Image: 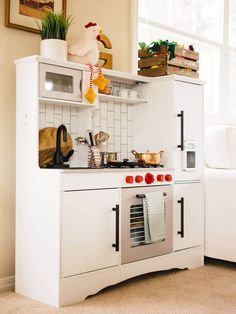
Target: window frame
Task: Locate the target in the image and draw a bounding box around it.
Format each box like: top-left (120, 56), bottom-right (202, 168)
top-left (131, 0), bottom-right (236, 122)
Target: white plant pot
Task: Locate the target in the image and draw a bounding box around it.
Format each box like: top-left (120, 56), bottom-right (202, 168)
top-left (40, 39), bottom-right (68, 61)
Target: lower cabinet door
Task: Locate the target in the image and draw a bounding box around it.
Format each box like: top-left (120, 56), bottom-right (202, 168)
top-left (173, 182), bottom-right (204, 251)
top-left (61, 188), bottom-right (120, 277)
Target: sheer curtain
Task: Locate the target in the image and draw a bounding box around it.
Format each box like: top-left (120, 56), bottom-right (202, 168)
top-left (137, 0), bottom-right (236, 118)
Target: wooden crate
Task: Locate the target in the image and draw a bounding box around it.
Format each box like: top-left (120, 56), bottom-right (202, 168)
top-left (138, 46), bottom-right (199, 78)
top-left (138, 65), bottom-right (199, 79)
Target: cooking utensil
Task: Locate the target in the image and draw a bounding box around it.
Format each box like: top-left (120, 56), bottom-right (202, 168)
top-left (94, 131), bottom-right (109, 147)
top-left (107, 152), bottom-right (118, 162)
top-left (131, 149), bottom-right (164, 165)
top-left (88, 130), bottom-right (95, 146)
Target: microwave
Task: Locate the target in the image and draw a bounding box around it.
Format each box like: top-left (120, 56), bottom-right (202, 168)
top-left (39, 63), bottom-right (82, 102)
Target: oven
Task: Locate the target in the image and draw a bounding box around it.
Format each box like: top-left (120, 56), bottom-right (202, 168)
top-left (121, 184), bottom-right (173, 264)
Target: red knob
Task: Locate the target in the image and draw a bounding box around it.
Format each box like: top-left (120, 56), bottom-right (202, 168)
top-left (135, 175), bottom-right (143, 183)
top-left (126, 176), bottom-right (134, 184)
top-left (165, 174), bottom-right (172, 182)
top-left (145, 173), bottom-right (154, 184)
top-left (157, 174), bottom-right (164, 182)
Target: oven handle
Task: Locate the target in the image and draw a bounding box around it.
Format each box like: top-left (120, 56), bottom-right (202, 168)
top-left (112, 204), bottom-right (119, 252)
top-left (177, 197), bottom-right (184, 238)
top-left (136, 193), bottom-right (167, 198)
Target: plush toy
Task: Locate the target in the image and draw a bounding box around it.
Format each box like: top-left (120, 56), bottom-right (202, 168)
top-left (68, 22), bottom-right (102, 65)
top-left (68, 22), bottom-right (110, 104)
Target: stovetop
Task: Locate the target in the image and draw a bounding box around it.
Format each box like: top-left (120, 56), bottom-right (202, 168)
top-left (104, 159), bottom-right (164, 169)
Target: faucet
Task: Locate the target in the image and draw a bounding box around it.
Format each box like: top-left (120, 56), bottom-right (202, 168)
top-left (53, 124), bottom-right (68, 167)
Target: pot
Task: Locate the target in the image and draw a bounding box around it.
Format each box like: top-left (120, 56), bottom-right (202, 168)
top-left (131, 149), bottom-right (164, 165)
top-left (100, 152), bottom-right (118, 165)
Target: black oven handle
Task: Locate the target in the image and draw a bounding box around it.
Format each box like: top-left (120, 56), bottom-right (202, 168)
top-left (136, 193), bottom-right (167, 198)
top-left (112, 204), bottom-right (119, 252)
top-left (177, 197), bottom-right (184, 238)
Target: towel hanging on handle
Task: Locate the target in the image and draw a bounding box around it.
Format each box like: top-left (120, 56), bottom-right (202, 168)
top-left (142, 191), bottom-right (166, 244)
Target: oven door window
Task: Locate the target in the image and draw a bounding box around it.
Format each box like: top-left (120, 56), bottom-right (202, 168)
top-left (45, 72), bottom-right (73, 93)
top-left (130, 204), bottom-right (145, 247)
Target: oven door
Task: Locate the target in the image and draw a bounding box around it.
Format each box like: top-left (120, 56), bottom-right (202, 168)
top-left (121, 185), bottom-right (173, 264)
top-left (39, 63), bottom-right (82, 102)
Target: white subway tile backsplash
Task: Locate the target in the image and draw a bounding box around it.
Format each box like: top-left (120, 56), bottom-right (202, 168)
top-left (39, 104), bottom-right (46, 113)
top-left (114, 104), bottom-right (120, 120)
top-left (39, 112), bottom-right (46, 130)
top-left (121, 103), bottom-right (127, 113)
top-left (107, 111), bottom-right (114, 127)
top-left (114, 120), bottom-right (121, 136)
top-left (108, 127), bottom-right (114, 143)
top-left (45, 122), bottom-right (54, 128)
top-left (71, 116), bottom-right (78, 133)
top-left (100, 102), bottom-right (108, 119)
top-left (101, 119), bottom-right (108, 132)
top-left (121, 145), bottom-right (128, 160)
top-left (128, 105), bottom-right (133, 121)
top-left (114, 136), bottom-right (121, 152)
top-left (121, 113), bottom-right (128, 129)
top-left (40, 84), bottom-right (133, 160)
top-left (62, 106), bottom-right (70, 124)
top-left (108, 143), bottom-right (114, 152)
top-left (71, 107), bottom-right (79, 116)
top-left (45, 104), bottom-right (54, 123)
top-left (128, 121), bottom-right (132, 136)
top-left (54, 114), bottom-right (63, 127)
top-left (54, 105), bottom-right (62, 114)
top-left (93, 109), bottom-right (100, 127)
top-left (108, 101), bottom-right (114, 111)
top-left (128, 136), bottom-right (132, 151)
top-left (121, 129), bottom-right (127, 144)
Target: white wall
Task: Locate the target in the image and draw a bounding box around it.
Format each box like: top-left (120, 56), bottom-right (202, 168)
top-left (0, 0), bottom-right (131, 280)
top-left (67, 0), bottom-right (131, 72)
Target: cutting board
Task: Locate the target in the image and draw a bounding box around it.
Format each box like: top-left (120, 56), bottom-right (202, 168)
top-left (39, 127), bottom-right (73, 167)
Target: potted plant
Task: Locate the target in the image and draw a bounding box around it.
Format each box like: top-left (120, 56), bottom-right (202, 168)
top-left (37, 12), bottom-right (73, 61)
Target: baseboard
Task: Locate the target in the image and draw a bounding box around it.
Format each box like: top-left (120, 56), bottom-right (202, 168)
top-left (0, 276), bottom-right (15, 292)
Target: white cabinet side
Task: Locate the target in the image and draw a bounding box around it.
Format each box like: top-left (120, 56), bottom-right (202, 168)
top-left (15, 60), bottom-right (61, 307)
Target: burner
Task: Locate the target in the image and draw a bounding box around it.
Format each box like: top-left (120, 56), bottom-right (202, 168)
top-left (105, 159), bottom-right (164, 169)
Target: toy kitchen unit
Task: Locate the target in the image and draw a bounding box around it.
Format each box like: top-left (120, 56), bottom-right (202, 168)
top-left (15, 55), bottom-right (204, 307)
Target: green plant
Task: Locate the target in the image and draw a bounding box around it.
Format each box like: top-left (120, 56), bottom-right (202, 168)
top-left (37, 12), bottom-right (73, 40)
top-left (139, 41), bottom-right (147, 49)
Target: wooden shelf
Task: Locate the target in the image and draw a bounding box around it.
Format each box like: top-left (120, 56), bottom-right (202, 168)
top-left (39, 97), bottom-right (98, 109)
top-left (98, 94), bottom-right (148, 104)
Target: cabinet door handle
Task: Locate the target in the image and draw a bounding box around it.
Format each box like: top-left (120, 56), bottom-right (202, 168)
top-left (177, 110), bottom-right (184, 151)
top-left (177, 197), bottom-right (184, 238)
top-left (112, 204), bottom-right (119, 252)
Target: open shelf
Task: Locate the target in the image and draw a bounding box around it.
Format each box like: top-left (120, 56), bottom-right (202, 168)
top-left (39, 97), bottom-right (98, 109)
top-left (98, 94), bottom-right (148, 104)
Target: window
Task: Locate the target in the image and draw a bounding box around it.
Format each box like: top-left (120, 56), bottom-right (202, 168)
top-left (137, 0), bottom-right (236, 116)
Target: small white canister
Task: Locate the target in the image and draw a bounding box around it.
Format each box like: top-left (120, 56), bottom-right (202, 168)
top-left (74, 137), bottom-right (89, 168)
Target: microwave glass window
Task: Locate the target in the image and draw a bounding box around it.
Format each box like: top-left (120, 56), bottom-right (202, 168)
top-left (45, 72), bottom-right (73, 93)
top-left (187, 151), bottom-right (196, 168)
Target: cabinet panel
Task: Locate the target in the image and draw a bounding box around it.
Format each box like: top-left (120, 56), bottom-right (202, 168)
top-left (61, 189), bottom-right (119, 277)
top-left (173, 182), bottom-right (204, 251)
top-left (174, 81), bottom-right (204, 181)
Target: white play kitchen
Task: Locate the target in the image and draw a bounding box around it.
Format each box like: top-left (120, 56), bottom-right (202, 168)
top-left (15, 55), bottom-right (204, 307)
